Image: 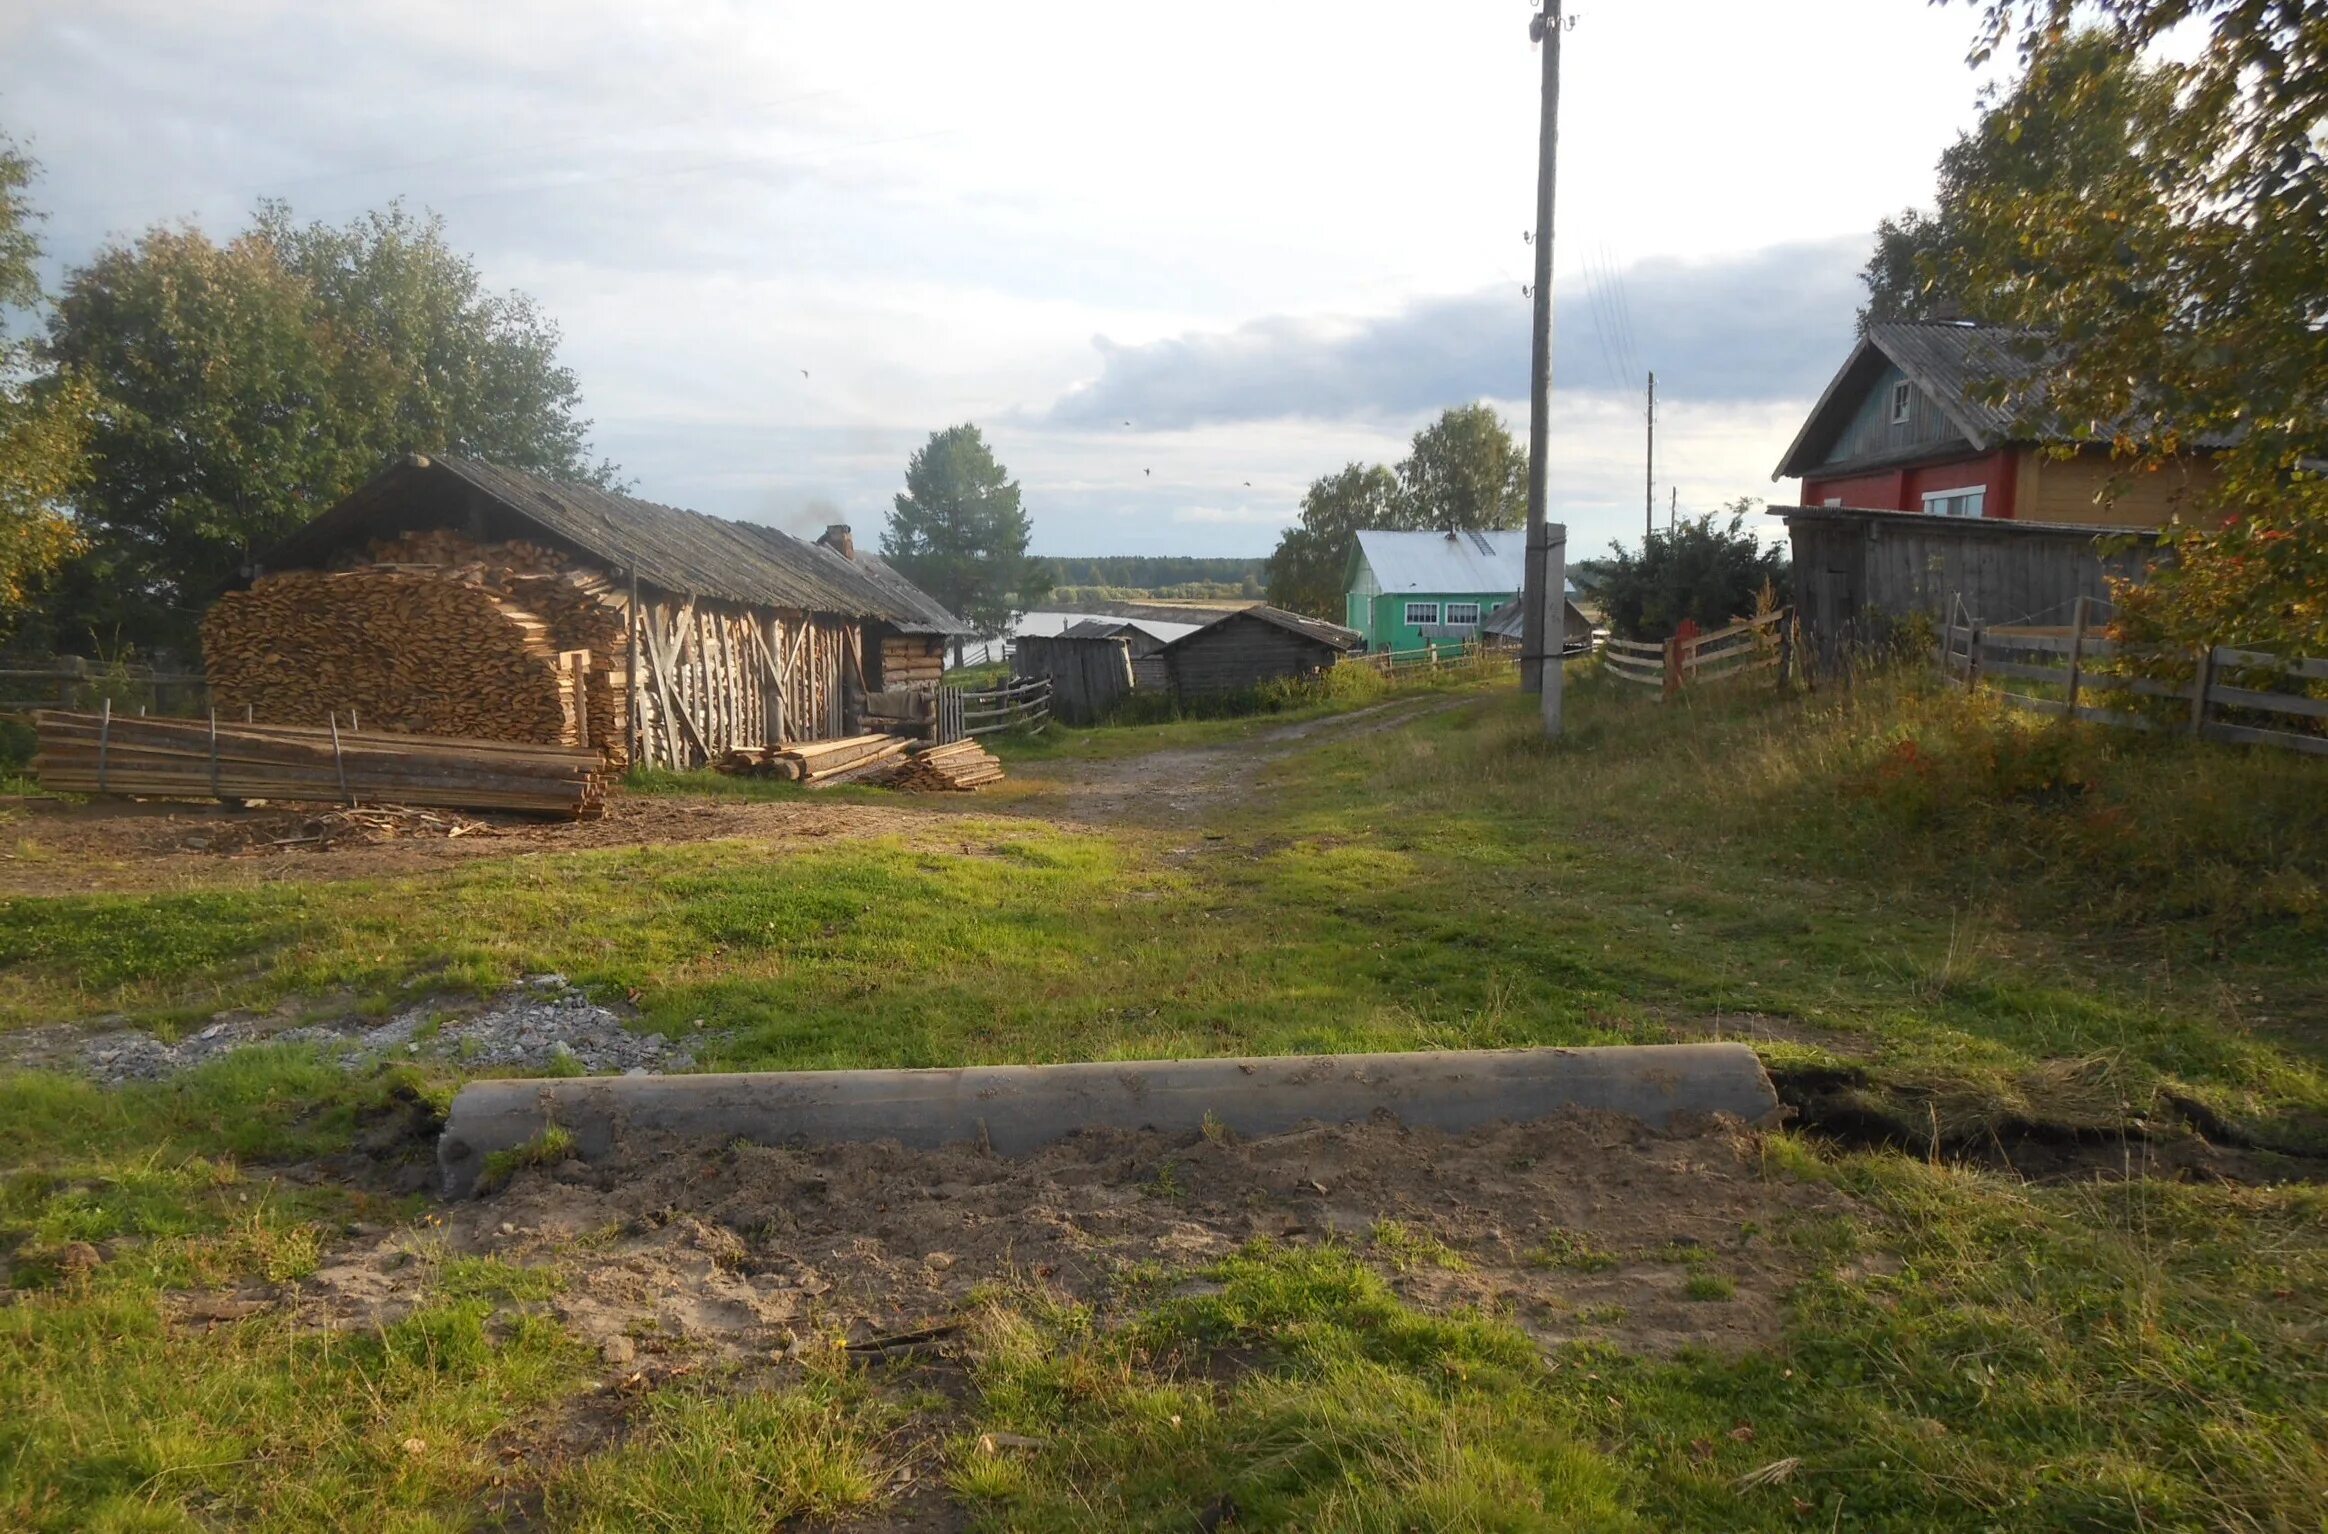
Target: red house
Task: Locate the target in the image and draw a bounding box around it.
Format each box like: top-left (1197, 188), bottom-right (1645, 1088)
top-left (1772, 321), bottom-right (2224, 529)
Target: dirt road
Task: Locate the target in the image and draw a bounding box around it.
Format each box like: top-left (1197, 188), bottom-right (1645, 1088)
top-left (1036, 694), bottom-right (1467, 829)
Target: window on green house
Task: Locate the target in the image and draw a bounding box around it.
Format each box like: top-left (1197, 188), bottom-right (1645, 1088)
top-left (1403, 601), bottom-right (1439, 626)
top-left (1444, 602), bottom-right (1480, 626)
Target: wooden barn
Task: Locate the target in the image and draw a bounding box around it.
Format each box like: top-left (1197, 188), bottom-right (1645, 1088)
top-left (1158, 606), bottom-right (1360, 698)
top-left (1776, 503), bottom-right (2161, 667)
top-left (214, 454), bottom-right (972, 770)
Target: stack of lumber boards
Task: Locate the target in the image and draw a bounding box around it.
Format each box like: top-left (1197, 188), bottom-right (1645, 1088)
top-left (890, 739), bottom-right (1004, 792)
top-left (711, 731), bottom-right (1004, 790)
top-left (33, 711), bottom-right (610, 819)
top-left (789, 733), bottom-right (914, 788)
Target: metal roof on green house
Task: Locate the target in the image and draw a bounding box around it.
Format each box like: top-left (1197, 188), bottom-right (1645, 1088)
top-left (1350, 529), bottom-right (1526, 593)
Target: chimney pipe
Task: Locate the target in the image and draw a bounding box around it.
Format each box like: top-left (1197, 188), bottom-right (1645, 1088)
top-left (819, 524), bottom-right (855, 560)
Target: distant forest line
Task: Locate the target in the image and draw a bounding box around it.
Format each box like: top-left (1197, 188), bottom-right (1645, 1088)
top-left (1042, 556), bottom-right (1265, 601)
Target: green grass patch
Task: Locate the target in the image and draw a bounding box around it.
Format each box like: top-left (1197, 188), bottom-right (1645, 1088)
top-left (956, 1243), bottom-right (1627, 1531)
top-left (548, 1371), bottom-right (902, 1532)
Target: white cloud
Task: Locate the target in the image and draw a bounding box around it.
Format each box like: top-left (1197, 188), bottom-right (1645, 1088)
top-left (0, 0), bottom-right (2002, 560)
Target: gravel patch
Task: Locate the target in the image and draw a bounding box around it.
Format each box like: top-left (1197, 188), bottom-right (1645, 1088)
top-left (2, 975), bottom-right (701, 1084)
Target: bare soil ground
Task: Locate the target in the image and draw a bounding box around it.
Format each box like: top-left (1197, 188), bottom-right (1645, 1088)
top-left (0, 792), bottom-right (976, 895)
top-left (0, 695), bottom-right (1461, 894)
top-left (263, 1111), bottom-right (1855, 1369)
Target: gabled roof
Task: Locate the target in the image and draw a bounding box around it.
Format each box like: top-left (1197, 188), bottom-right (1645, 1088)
top-left (262, 455), bottom-right (973, 635)
top-left (1772, 322), bottom-right (2038, 480)
top-left (1773, 321), bottom-right (2237, 481)
top-left (1477, 584), bottom-right (1582, 640)
top-left (1350, 529), bottom-right (1526, 594)
top-left (1165, 604), bottom-right (1362, 653)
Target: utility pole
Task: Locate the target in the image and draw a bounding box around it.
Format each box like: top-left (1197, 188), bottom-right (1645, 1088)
top-left (1644, 370), bottom-right (1655, 544)
top-left (1669, 486), bottom-right (1677, 531)
top-left (1521, 0), bottom-right (1563, 718)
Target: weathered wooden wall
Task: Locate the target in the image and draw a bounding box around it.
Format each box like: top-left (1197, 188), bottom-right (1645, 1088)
top-left (627, 593), bottom-right (858, 769)
top-left (1164, 615), bottom-right (1339, 698)
top-left (1812, 359), bottom-right (1970, 472)
top-left (1783, 506), bottom-right (2160, 666)
top-left (1011, 633), bottom-right (1134, 724)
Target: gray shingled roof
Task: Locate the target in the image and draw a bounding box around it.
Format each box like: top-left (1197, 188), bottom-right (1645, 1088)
top-left (1166, 604), bottom-right (1362, 653)
top-left (262, 455), bottom-right (973, 635)
top-left (1773, 322), bottom-right (2236, 480)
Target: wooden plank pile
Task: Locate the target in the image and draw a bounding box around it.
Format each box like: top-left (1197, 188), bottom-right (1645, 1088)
top-left (890, 739), bottom-right (1004, 792)
top-left (711, 731), bottom-right (1005, 791)
top-left (714, 732), bottom-right (909, 786)
top-left (33, 710), bottom-right (610, 818)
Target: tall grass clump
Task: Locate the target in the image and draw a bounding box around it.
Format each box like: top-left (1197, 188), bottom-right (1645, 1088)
top-left (1771, 673), bottom-right (2328, 930)
top-left (1357, 662), bottom-right (2327, 937)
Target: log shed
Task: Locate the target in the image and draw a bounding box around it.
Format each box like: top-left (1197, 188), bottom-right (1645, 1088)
top-left (219, 454), bottom-right (972, 771)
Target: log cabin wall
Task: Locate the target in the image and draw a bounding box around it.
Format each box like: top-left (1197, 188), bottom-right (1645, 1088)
top-left (876, 634), bottom-right (945, 690)
top-left (625, 593), bottom-right (863, 770)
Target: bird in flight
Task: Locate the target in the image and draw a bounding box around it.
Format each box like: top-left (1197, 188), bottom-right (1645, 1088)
top-left (1243, 481), bottom-right (1252, 487)
top-left (1122, 420), bottom-right (1132, 427)
top-left (1143, 468), bottom-right (1151, 476)
top-left (800, 369), bottom-right (810, 379)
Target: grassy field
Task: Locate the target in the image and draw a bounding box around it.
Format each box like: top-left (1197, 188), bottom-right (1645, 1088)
top-left (2, 664), bottom-right (2323, 1529)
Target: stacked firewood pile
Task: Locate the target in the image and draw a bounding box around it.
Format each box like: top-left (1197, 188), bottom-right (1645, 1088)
top-left (201, 533), bottom-right (630, 762)
top-left (363, 533), bottom-right (629, 761)
top-left (889, 739), bottom-right (1003, 791)
top-left (714, 732), bottom-right (1005, 792)
top-left (203, 569), bottom-right (578, 743)
top-left (34, 711), bottom-right (610, 818)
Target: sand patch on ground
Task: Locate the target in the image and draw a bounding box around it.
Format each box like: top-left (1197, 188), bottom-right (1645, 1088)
top-left (280, 1112), bottom-right (1857, 1370)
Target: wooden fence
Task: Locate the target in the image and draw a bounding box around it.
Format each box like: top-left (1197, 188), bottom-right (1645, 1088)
top-left (0, 659), bottom-right (209, 718)
top-left (1342, 639), bottom-right (1520, 681)
top-left (1941, 596), bottom-right (2328, 757)
top-left (941, 676), bottom-right (1052, 741)
top-left (1601, 609), bottom-right (1793, 696)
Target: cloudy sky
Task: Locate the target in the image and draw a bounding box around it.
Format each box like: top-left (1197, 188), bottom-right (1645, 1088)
top-left (0, 0), bottom-right (2002, 561)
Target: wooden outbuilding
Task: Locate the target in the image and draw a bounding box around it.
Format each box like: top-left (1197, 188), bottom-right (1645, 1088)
top-left (228, 454), bottom-right (971, 770)
top-left (1157, 606), bottom-right (1361, 698)
top-left (1776, 502), bottom-right (2161, 668)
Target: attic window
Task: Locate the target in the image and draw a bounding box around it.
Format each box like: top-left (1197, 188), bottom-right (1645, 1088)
top-left (1889, 381), bottom-right (1914, 425)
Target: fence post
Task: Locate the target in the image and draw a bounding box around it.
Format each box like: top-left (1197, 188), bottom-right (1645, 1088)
top-left (2064, 596), bottom-right (2089, 717)
top-left (1775, 615), bottom-right (1793, 692)
top-left (1965, 622), bottom-right (1982, 695)
top-left (1661, 636), bottom-right (1680, 699)
top-left (2189, 644), bottom-right (2215, 736)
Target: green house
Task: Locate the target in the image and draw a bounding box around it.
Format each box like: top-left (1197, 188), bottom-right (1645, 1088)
top-left (1344, 530), bottom-right (1534, 652)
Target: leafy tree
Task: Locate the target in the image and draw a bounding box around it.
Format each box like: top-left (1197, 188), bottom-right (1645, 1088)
top-left (882, 424), bottom-right (1051, 658)
top-left (43, 201), bottom-right (610, 654)
top-left (0, 132), bottom-right (89, 635)
top-left (1394, 403), bottom-right (1528, 532)
top-left (1934, 3), bottom-right (2328, 657)
top-left (1264, 406), bottom-right (1528, 620)
top-left (1264, 463), bottom-right (1399, 619)
top-left (1595, 501), bottom-right (1789, 642)
top-left (257, 202), bottom-right (607, 482)
top-left (1857, 34), bottom-right (2170, 330)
